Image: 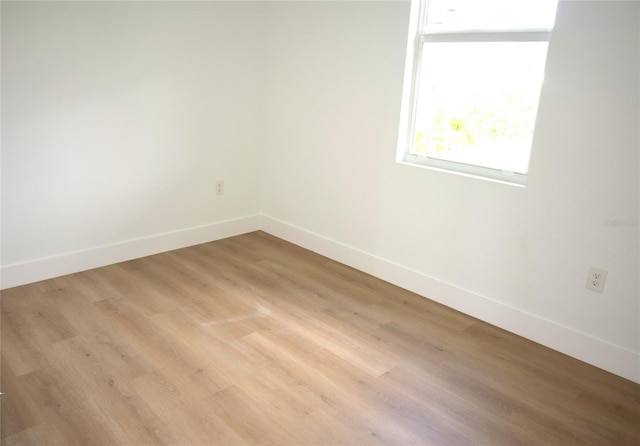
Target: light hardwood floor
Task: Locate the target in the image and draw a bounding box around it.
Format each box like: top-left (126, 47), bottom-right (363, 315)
top-left (1, 231), bottom-right (638, 445)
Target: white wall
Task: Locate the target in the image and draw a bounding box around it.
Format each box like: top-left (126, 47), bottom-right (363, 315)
top-left (1, 1), bottom-right (264, 280)
top-left (2, 1), bottom-right (638, 382)
top-left (260, 0), bottom-right (639, 381)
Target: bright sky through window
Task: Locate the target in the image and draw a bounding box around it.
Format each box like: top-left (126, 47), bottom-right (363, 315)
top-left (401, 0), bottom-right (559, 185)
top-left (413, 42), bottom-right (549, 173)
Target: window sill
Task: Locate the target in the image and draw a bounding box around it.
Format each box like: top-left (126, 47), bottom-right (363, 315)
top-left (398, 154), bottom-right (527, 188)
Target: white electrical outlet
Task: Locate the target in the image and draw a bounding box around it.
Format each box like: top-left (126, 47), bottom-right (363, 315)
top-left (215, 180), bottom-right (225, 196)
top-left (585, 266), bottom-right (607, 293)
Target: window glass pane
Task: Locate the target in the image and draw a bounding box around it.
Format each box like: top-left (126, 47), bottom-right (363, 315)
top-left (424, 0), bottom-right (558, 33)
top-left (412, 42), bottom-right (549, 174)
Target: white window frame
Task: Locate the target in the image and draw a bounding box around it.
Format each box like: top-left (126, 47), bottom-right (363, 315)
top-left (397, 0), bottom-right (554, 187)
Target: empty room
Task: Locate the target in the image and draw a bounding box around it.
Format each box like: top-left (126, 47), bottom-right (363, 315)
top-left (1, 0), bottom-right (638, 444)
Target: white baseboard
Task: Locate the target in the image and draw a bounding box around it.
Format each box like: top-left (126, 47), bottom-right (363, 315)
top-left (0, 214), bottom-right (262, 290)
top-left (2, 212), bottom-right (637, 383)
top-left (261, 214), bottom-right (640, 384)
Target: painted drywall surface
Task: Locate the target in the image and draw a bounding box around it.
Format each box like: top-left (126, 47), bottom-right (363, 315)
top-left (2, 0), bottom-right (638, 374)
top-left (261, 1), bottom-right (409, 253)
top-left (260, 0), bottom-right (639, 355)
top-left (1, 1), bottom-right (263, 266)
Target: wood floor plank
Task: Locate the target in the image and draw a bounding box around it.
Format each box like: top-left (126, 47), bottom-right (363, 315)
top-left (0, 362), bottom-right (37, 438)
top-left (302, 348), bottom-right (459, 445)
top-left (203, 385), bottom-right (302, 445)
top-left (1, 231), bottom-right (638, 445)
top-left (290, 407), bottom-right (391, 446)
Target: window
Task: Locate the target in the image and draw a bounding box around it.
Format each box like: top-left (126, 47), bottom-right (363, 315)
top-left (397, 0), bottom-right (559, 186)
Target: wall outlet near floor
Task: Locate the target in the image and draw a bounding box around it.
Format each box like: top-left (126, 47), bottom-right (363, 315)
top-left (585, 266), bottom-right (607, 293)
top-left (215, 180), bottom-right (225, 196)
